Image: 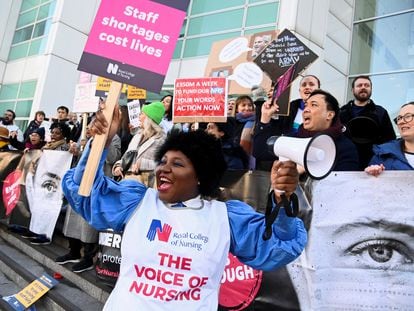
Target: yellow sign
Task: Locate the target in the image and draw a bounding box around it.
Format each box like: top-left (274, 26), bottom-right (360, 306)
top-left (14, 274), bottom-right (58, 308)
top-left (96, 77), bottom-right (127, 93)
top-left (127, 86), bottom-right (147, 99)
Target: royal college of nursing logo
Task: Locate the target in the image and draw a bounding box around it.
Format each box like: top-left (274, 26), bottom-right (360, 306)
top-left (146, 219), bottom-right (172, 242)
top-left (106, 62), bottom-right (119, 75)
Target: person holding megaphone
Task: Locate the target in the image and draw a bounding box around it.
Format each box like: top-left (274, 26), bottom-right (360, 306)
top-left (61, 102), bottom-right (307, 310)
top-left (254, 89), bottom-right (359, 175)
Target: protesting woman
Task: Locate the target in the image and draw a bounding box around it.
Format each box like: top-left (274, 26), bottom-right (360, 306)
top-left (112, 101), bottom-right (166, 187)
top-left (365, 102), bottom-right (414, 176)
top-left (62, 103), bottom-right (306, 310)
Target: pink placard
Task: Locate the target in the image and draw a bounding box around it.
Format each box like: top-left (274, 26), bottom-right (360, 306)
top-left (83, 0), bottom-right (186, 75)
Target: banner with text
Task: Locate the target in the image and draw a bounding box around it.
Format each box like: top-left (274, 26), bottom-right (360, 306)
top-left (173, 77), bottom-right (227, 123)
top-left (78, 0), bottom-right (190, 93)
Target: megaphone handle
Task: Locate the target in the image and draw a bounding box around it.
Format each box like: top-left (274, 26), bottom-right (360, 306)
top-left (274, 156), bottom-right (289, 193)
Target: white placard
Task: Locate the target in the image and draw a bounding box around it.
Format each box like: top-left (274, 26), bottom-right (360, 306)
top-left (73, 82), bottom-right (100, 113)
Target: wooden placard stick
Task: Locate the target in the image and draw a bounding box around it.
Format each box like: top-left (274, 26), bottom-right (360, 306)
top-left (79, 112), bottom-right (88, 152)
top-left (78, 81), bottom-right (122, 196)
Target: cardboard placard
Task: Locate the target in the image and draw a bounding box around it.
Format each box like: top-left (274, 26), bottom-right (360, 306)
top-left (127, 100), bottom-right (141, 128)
top-left (73, 82), bottom-right (100, 113)
top-left (204, 30), bottom-right (278, 95)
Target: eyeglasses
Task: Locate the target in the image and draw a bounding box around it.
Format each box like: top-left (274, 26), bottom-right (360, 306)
top-left (393, 113), bottom-right (414, 124)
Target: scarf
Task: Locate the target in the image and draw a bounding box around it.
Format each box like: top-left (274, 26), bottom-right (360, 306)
top-left (42, 139), bottom-right (67, 150)
top-left (25, 141), bottom-right (45, 150)
top-left (297, 119), bottom-right (344, 139)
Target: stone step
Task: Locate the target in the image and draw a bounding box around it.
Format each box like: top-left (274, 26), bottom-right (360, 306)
top-left (0, 223), bottom-right (112, 310)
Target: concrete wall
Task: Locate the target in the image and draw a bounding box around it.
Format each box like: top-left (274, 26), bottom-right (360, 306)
top-left (1, 0), bottom-right (100, 118)
top-left (279, 0), bottom-right (355, 105)
top-left (0, 0), bottom-right (21, 81)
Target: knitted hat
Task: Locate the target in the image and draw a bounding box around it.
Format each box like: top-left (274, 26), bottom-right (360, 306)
top-left (31, 127), bottom-right (45, 140)
top-left (142, 102), bottom-right (165, 125)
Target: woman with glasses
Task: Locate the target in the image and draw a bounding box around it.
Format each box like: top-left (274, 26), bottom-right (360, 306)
top-left (365, 102), bottom-right (414, 176)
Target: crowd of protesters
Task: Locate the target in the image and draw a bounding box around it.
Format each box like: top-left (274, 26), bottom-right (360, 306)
top-left (0, 74), bottom-right (413, 309)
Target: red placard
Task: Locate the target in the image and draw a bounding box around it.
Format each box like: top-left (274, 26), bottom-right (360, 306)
top-left (2, 170), bottom-right (22, 216)
top-left (173, 77), bottom-right (227, 123)
top-left (219, 253), bottom-right (263, 310)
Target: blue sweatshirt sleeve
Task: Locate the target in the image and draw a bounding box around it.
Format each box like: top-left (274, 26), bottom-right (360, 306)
top-left (62, 140), bottom-right (148, 231)
top-left (226, 199), bottom-right (307, 271)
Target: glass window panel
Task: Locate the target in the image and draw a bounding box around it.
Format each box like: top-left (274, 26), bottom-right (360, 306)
top-left (187, 10), bottom-right (244, 36)
top-left (33, 20), bottom-right (47, 38)
top-left (246, 3), bottom-right (279, 27)
top-left (350, 12), bottom-right (414, 74)
top-left (21, 0), bottom-right (40, 12)
top-left (28, 37), bottom-right (45, 56)
top-left (0, 84), bottom-right (19, 100)
top-left (184, 31), bottom-right (241, 57)
top-left (248, 0), bottom-right (271, 3)
top-left (18, 81), bottom-right (37, 98)
top-left (355, 0), bottom-right (414, 21)
top-left (191, 0), bottom-right (244, 15)
top-left (12, 25), bottom-right (34, 44)
top-left (15, 120), bottom-right (29, 131)
top-left (15, 100), bottom-right (33, 117)
top-left (180, 19), bottom-right (187, 38)
top-left (173, 40), bottom-right (183, 59)
top-left (41, 0), bottom-right (52, 3)
top-left (38, 2), bottom-right (55, 19)
top-left (0, 101), bottom-right (16, 112)
top-left (245, 26), bottom-right (277, 35)
top-left (16, 9), bottom-right (37, 28)
top-left (8, 43), bottom-right (29, 60)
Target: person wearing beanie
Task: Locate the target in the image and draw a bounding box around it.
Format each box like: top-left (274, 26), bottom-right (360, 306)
top-left (25, 127), bottom-right (46, 150)
top-left (7, 126), bottom-right (46, 151)
top-left (112, 101), bottom-right (166, 184)
top-left (142, 101), bottom-right (165, 125)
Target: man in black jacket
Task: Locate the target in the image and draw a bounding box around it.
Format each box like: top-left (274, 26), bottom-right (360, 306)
top-left (253, 75), bottom-right (320, 171)
top-left (340, 75), bottom-right (396, 170)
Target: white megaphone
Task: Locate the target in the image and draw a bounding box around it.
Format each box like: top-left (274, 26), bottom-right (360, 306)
top-left (266, 133), bottom-right (336, 180)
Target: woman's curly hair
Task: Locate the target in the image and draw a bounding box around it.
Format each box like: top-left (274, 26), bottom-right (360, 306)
top-left (155, 129), bottom-right (227, 197)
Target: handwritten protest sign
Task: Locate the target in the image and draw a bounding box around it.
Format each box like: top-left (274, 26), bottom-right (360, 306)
top-left (173, 77), bottom-right (227, 123)
top-left (127, 100), bottom-right (141, 128)
top-left (254, 29), bottom-right (318, 116)
top-left (254, 29), bottom-right (317, 80)
top-left (73, 82), bottom-right (100, 113)
top-left (78, 0), bottom-right (189, 93)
